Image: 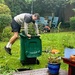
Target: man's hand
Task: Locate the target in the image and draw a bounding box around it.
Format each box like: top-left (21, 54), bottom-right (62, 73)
top-left (37, 34), bottom-right (40, 36)
top-left (27, 34), bottom-right (31, 38)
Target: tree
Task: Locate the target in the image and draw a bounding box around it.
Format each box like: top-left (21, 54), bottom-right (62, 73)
top-left (33, 0), bottom-right (67, 16)
top-left (0, 0), bottom-right (5, 3)
top-left (4, 0), bottom-right (68, 17)
top-left (69, 0), bottom-right (75, 3)
top-left (4, 0), bottom-right (31, 17)
top-left (68, 0), bottom-right (75, 12)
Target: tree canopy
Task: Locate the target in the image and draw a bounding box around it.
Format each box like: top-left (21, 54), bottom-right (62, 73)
top-left (4, 0), bottom-right (31, 17)
top-left (4, 0), bottom-right (68, 17)
top-left (3, 0), bottom-right (75, 17)
top-left (33, 0), bottom-right (67, 16)
top-left (0, 0), bottom-right (5, 3)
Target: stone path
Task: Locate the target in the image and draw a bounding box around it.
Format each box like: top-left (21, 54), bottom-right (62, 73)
top-left (13, 68), bottom-right (68, 75)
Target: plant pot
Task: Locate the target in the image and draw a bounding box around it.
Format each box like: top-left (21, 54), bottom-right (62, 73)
top-left (48, 63), bottom-right (61, 75)
top-left (70, 55), bottom-right (75, 62)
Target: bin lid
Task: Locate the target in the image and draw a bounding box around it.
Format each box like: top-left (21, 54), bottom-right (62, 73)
top-left (20, 32), bottom-right (40, 38)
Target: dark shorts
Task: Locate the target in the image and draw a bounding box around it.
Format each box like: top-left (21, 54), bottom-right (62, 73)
top-left (11, 19), bottom-right (21, 33)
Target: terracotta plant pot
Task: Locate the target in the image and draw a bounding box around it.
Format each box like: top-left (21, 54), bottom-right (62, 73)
top-left (70, 55), bottom-right (75, 62)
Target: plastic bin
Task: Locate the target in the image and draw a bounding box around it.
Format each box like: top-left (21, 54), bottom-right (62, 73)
top-left (20, 32), bottom-right (42, 64)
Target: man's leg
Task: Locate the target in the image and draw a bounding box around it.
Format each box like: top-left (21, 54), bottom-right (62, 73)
top-left (5, 32), bottom-right (19, 55)
top-left (9, 32), bottom-right (19, 44)
top-left (4, 18), bottom-right (21, 55)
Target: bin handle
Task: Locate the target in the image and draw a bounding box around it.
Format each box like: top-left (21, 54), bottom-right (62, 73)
top-left (20, 33), bottom-right (40, 38)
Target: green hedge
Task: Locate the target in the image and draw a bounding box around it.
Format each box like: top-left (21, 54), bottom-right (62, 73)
top-left (0, 3), bottom-right (12, 32)
top-left (2, 26), bottom-right (13, 41)
top-left (0, 3), bottom-right (11, 14)
top-left (0, 14), bottom-right (12, 32)
top-left (0, 3), bottom-right (12, 41)
top-left (70, 17), bottom-right (75, 30)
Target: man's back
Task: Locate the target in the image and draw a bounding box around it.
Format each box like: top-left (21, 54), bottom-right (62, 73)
top-left (14, 13), bottom-right (32, 25)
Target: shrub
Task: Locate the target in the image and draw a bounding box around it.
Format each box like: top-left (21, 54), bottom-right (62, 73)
top-left (2, 26), bottom-right (13, 41)
top-left (0, 14), bottom-right (12, 32)
top-left (0, 0), bottom-right (5, 4)
top-left (70, 17), bottom-right (75, 30)
top-left (0, 3), bottom-right (11, 14)
top-left (28, 23), bottom-right (36, 35)
top-left (0, 4), bottom-right (12, 32)
top-left (0, 33), bottom-right (2, 41)
top-left (0, 3), bottom-right (12, 41)
top-left (61, 22), bottom-right (70, 28)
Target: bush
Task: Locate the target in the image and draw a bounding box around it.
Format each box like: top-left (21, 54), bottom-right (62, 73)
top-left (0, 0), bottom-right (5, 4)
top-left (70, 17), bottom-right (75, 30)
top-left (28, 23), bottom-right (43, 35)
top-left (0, 14), bottom-right (12, 32)
top-left (28, 23), bottom-right (36, 35)
top-left (0, 3), bottom-right (12, 32)
top-left (0, 3), bottom-right (11, 14)
top-left (61, 22), bottom-right (70, 28)
top-left (0, 3), bottom-right (12, 41)
top-left (0, 33), bottom-right (2, 41)
top-left (2, 26), bottom-right (13, 41)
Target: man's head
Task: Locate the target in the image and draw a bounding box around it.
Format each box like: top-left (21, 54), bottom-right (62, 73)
top-left (32, 13), bottom-right (40, 20)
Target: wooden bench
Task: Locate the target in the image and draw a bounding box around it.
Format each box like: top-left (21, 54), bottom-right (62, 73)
top-left (62, 58), bottom-right (75, 75)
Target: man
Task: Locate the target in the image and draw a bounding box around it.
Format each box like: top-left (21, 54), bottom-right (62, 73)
top-left (5, 13), bottom-right (40, 55)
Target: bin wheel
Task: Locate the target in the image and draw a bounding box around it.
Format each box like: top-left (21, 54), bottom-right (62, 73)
top-left (20, 60), bottom-right (25, 65)
top-left (36, 59), bottom-right (40, 65)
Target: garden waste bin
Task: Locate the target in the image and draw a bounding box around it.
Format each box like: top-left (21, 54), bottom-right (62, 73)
top-left (20, 32), bottom-right (42, 65)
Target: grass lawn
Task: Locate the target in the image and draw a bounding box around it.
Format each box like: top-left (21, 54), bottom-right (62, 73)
top-left (0, 32), bottom-right (75, 74)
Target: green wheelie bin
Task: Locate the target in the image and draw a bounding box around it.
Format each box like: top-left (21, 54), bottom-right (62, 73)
top-left (20, 32), bottom-right (42, 65)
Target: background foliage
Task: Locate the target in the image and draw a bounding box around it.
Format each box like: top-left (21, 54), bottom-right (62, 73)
top-left (70, 17), bottom-right (75, 30)
top-left (2, 26), bottom-right (13, 42)
top-left (0, 3), bottom-right (12, 40)
top-left (4, 0), bottom-right (31, 17)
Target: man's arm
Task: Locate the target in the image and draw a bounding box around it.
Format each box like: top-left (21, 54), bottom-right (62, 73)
top-left (35, 23), bottom-right (40, 36)
top-left (24, 22), bottom-right (28, 35)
